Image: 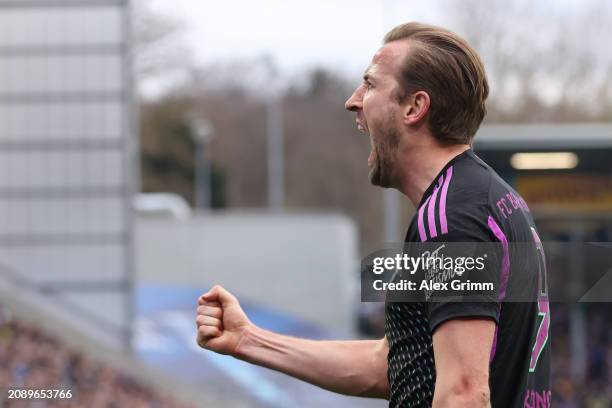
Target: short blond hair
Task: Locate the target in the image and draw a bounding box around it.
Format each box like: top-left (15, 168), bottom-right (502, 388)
top-left (384, 22), bottom-right (489, 145)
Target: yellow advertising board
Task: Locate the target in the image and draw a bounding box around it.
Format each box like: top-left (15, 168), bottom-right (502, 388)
top-left (516, 174), bottom-right (612, 212)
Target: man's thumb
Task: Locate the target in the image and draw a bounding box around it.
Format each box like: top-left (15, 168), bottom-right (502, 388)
top-left (201, 285), bottom-right (234, 305)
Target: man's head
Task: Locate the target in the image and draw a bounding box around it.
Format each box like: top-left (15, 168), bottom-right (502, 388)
top-left (345, 22), bottom-right (489, 188)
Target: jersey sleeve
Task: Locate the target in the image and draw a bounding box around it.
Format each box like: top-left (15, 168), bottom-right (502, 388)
top-left (425, 204), bottom-right (503, 334)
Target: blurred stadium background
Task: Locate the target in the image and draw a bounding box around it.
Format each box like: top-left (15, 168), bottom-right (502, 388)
top-left (0, 0), bottom-right (611, 407)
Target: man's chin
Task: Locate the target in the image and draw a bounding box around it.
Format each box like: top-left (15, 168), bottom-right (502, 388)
top-left (369, 166), bottom-right (392, 188)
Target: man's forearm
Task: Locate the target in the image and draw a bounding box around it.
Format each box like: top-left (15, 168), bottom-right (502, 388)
top-left (235, 325), bottom-right (389, 399)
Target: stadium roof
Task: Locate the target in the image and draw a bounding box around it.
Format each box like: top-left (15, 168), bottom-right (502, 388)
top-left (475, 123), bottom-right (612, 150)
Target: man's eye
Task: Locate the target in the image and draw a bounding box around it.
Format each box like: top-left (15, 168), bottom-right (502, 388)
top-left (364, 81), bottom-right (373, 89)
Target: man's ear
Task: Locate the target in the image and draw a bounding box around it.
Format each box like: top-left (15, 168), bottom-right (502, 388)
top-left (402, 91), bottom-right (430, 126)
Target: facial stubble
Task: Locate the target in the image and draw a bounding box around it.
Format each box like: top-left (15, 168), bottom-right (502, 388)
top-left (369, 110), bottom-right (400, 188)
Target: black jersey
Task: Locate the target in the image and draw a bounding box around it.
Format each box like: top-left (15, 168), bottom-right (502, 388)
top-left (385, 149), bottom-right (551, 408)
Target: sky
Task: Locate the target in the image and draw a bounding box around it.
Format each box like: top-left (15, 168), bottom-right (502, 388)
top-left (140, 0), bottom-right (599, 100)
top-left (150, 0), bottom-right (447, 71)
top-left (142, 0), bottom-right (450, 96)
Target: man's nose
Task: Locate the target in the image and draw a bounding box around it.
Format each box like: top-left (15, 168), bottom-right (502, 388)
top-left (345, 87), bottom-right (363, 112)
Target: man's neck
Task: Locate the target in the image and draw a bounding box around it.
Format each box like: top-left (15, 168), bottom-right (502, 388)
top-left (396, 143), bottom-right (471, 207)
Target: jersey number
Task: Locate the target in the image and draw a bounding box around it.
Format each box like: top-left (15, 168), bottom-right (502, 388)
top-left (529, 228), bottom-right (549, 372)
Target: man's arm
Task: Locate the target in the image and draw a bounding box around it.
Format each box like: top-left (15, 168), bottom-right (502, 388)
top-left (431, 317), bottom-right (495, 408)
top-left (196, 285), bottom-right (389, 399)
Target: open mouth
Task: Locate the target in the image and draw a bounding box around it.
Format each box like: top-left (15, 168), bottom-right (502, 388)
top-left (356, 119), bottom-right (375, 168)
top-left (367, 135), bottom-right (376, 168)
top-left (368, 148), bottom-right (376, 168)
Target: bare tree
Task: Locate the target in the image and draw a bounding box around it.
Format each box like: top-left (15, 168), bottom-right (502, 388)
top-left (445, 0), bottom-right (612, 121)
top-left (132, 0), bottom-right (191, 96)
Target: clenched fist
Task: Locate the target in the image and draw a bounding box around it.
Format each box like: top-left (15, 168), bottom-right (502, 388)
top-left (196, 285), bottom-right (253, 356)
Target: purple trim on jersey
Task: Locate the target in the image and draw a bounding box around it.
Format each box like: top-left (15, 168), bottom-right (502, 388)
top-left (490, 328), bottom-right (499, 362)
top-left (417, 195), bottom-right (431, 242)
top-left (439, 166), bottom-right (454, 234)
top-left (487, 215), bottom-right (510, 362)
top-left (427, 184), bottom-right (441, 239)
top-left (488, 216), bottom-right (510, 300)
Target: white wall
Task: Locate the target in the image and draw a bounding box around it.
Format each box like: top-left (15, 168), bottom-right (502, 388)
top-left (136, 212), bottom-right (359, 333)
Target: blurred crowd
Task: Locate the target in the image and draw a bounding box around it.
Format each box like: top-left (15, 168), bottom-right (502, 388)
top-left (0, 309), bottom-right (194, 408)
top-left (552, 304), bottom-right (612, 408)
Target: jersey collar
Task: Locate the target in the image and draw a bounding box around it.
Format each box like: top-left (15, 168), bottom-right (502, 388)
top-left (416, 148), bottom-right (473, 209)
